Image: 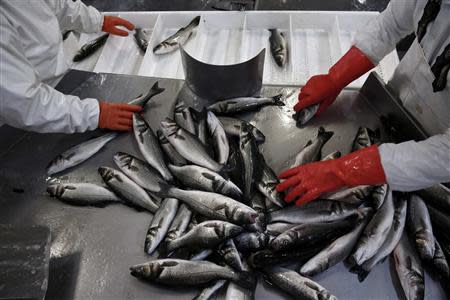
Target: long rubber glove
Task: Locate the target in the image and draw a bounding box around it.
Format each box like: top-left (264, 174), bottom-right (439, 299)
top-left (102, 16), bottom-right (135, 36)
top-left (276, 145), bottom-right (387, 206)
top-left (98, 102), bottom-right (142, 131)
top-left (294, 46), bottom-right (375, 115)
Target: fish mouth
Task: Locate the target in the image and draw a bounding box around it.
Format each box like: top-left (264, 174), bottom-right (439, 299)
top-left (153, 44), bottom-right (163, 53)
top-left (47, 184), bottom-right (63, 197)
top-left (129, 265), bottom-right (144, 277)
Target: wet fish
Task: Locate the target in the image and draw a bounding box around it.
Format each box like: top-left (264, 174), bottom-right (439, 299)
top-left (128, 81), bottom-right (165, 106)
top-left (218, 239), bottom-right (245, 271)
top-left (190, 249), bottom-right (214, 261)
top-left (225, 277), bottom-right (256, 300)
top-left (351, 127), bottom-right (380, 151)
top-left (417, 184), bottom-right (450, 213)
top-left (321, 150), bottom-right (342, 161)
top-left (134, 28), bottom-right (151, 53)
top-left (164, 204), bottom-right (192, 246)
top-left (144, 198), bottom-right (179, 254)
top-left (248, 246), bottom-right (325, 270)
top-left (161, 118), bottom-right (223, 172)
top-left (427, 205), bottom-right (450, 240)
top-left (407, 194), bottom-right (435, 260)
top-left (133, 114), bottom-right (173, 182)
top-left (294, 104), bottom-right (319, 126)
top-left (218, 117), bottom-right (266, 144)
top-left (265, 196), bottom-right (281, 213)
top-left (249, 192), bottom-right (266, 216)
top-left (392, 233), bottom-right (424, 300)
top-left (98, 166), bottom-right (159, 213)
top-left (235, 231), bottom-right (270, 253)
top-left (153, 16), bottom-right (200, 54)
top-left (174, 101), bottom-right (196, 135)
top-left (192, 108), bottom-right (209, 146)
top-left (207, 94), bottom-right (285, 115)
top-left (47, 183), bottom-right (122, 207)
top-left (322, 185), bottom-right (374, 205)
top-left (157, 129), bottom-right (187, 166)
top-left (265, 222), bottom-right (297, 236)
top-left (228, 139), bottom-right (246, 192)
top-left (73, 33), bottom-right (109, 62)
top-left (168, 164), bottom-right (242, 199)
top-left (240, 122), bottom-right (263, 201)
top-left (269, 29), bottom-right (288, 67)
top-left (430, 240), bottom-right (450, 278)
top-left (264, 266), bottom-right (337, 300)
top-left (370, 184), bottom-right (388, 210)
top-left (207, 111), bottom-right (230, 165)
top-left (193, 280), bottom-right (227, 300)
top-left (257, 157), bottom-right (284, 208)
top-left (47, 132), bottom-right (117, 175)
top-left (291, 127), bottom-right (334, 167)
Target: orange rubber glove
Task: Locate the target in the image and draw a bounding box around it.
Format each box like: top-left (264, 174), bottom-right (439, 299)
top-left (294, 46), bottom-right (375, 116)
top-left (98, 102), bottom-right (142, 131)
top-left (102, 16), bottom-right (135, 36)
top-left (276, 145), bottom-right (387, 206)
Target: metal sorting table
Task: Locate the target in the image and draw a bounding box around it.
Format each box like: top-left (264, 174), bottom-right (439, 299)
top-left (0, 71), bottom-right (446, 299)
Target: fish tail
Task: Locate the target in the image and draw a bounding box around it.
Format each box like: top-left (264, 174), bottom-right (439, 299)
top-left (349, 265), bottom-right (369, 282)
top-left (189, 16), bottom-right (201, 28)
top-left (272, 94), bottom-right (286, 106)
top-left (234, 271), bottom-right (256, 289)
top-left (318, 126), bottom-right (334, 141)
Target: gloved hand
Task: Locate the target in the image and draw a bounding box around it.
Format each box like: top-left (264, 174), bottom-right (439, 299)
top-left (102, 16), bottom-right (135, 36)
top-left (294, 46), bottom-right (375, 115)
top-left (98, 101), bottom-right (142, 131)
top-left (276, 145), bottom-right (386, 206)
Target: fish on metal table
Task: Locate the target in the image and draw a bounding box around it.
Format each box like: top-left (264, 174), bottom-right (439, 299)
top-left (134, 28), bottom-right (151, 53)
top-left (351, 126), bottom-right (380, 151)
top-left (207, 111), bottom-right (230, 165)
top-left (47, 183), bottom-right (122, 207)
top-left (73, 33), bottom-right (109, 62)
top-left (294, 104), bottom-right (319, 126)
top-left (163, 204), bottom-right (192, 246)
top-left (218, 239), bottom-right (245, 271)
top-left (128, 81), bottom-right (165, 106)
top-left (269, 29), bottom-right (288, 67)
top-left (153, 16), bottom-right (200, 54)
top-left (157, 129), bottom-right (187, 166)
top-left (207, 93), bottom-right (286, 115)
top-left (407, 194), bottom-right (435, 260)
top-left (193, 280), bottom-right (227, 300)
top-left (47, 132), bottom-right (118, 175)
top-left (174, 101), bottom-right (196, 135)
top-left (218, 116), bottom-right (265, 144)
top-left (257, 156), bottom-right (284, 208)
top-left (291, 126), bottom-right (333, 168)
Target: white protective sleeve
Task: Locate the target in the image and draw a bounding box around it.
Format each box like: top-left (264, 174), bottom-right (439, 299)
top-left (0, 19), bottom-right (99, 133)
top-left (44, 0), bottom-right (103, 33)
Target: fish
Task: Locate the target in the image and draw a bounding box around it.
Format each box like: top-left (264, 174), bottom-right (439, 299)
top-left (46, 183), bottom-right (122, 207)
top-left (191, 108), bottom-right (209, 146)
top-left (263, 266), bottom-right (337, 300)
top-left (133, 114), bottom-right (173, 182)
top-left (73, 33), bottom-right (109, 62)
top-left (128, 81), bottom-right (165, 106)
top-left (265, 222), bottom-right (297, 236)
top-left (349, 186), bottom-right (395, 266)
top-left (417, 184), bottom-right (450, 213)
top-left (351, 127), bottom-right (380, 151)
top-left (291, 127), bottom-right (334, 167)
top-left (166, 220), bottom-right (243, 253)
top-left (174, 101), bottom-right (196, 135)
top-left (430, 240), bottom-right (450, 278)
top-left (163, 204), bottom-right (192, 246)
top-left (392, 233), bottom-right (424, 300)
top-left (207, 111), bottom-right (230, 165)
top-left (62, 30), bottom-right (73, 41)
top-left (370, 184), bottom-right (388, 210)
top-left (322, 185), bottom-right (374, 205)
top-left (218, 239), bottom-right (245, 271)
top-left (225, 276), bottom-right (256, 300)
top-left (407, 194), bottom-right (435, 260)
top-left (168, 164), bottom-right (242, 200)
top-left (98, 166), bottom-right (159, 213)
top-left (157, 129), bottom-right (187, 166)
top-left (294, 104), bottom-right (319, 126)
top-left (193, 280), bottom-right (227, 300)
top-left (160, 118), bottom-right (223, 172)
top-left (265, 196), bottom-right (281, 213)
top-left (47, 132), bottom-right (118, 175)
top-left (321, 150), bottom-right (342, 161)
top-left (249, 247), bottom-right (324, 270)
top-left (227, 139), bottom-right (246, 192)
top-left (190, 249), bottom-right (214, 261)
top-left (218, 117), bottom-right (266, 144)
top-left (153, 16), bottom-right (201, 54)
top-left (269, 29), bottom-right (288, 67)
top-left (130, 259), bottom-right (254, 288)
top-left (144, 198), bottom-right (179, 254)
top-left (249, 192), bottom-right (266, 216)
top-left (427, 205), bottom-right (450, 241)
top-left (134, 28), bottom-right (151, 53)
top-left (207, 94), bottom-right (285, 115)
top-left (257, 156), bottom-right (284, 208)
top-left (234, 232), bottom-right (271, 253)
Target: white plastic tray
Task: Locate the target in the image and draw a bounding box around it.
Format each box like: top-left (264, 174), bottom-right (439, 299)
top-left (67, 11), bottom-right (399, 87)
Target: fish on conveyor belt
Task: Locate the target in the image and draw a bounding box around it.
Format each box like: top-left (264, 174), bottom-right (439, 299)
top-left (174, 101), bottom-right (196, 135)
top-left (430, 240), bottom-right (450, 278)
top-left (225, 276), bottom-right (256, 300)
top-left (427, 205), bottom-right (450, 240)
top-left (163, 204), bottom-right (192, 246)
top-left (207, 111), bottom-right (230, 165)
top-left (392, 233), bottom-right (424, 300)
top-left (370, 184), bottom-right (388, 210)
top-left (192, 108), bottom-right (209, 146)
top-left (98, 166), bottom-right (159, 213)
top-left (47, 132), bottom-right (117, 175)
top-left (269, 29), bottom-right (288, 67)
top-left (207, 93), bottom-right (286, 116)
top-left (134, 28), bottom-right (151, 53)
top-left (417, 184), bottom-right (450, 213)
top-left (193, 280), bottom-right (227, 300)
top-left (161, 118), bottom-right (223, 172)
top-left (218, 117), bottom-right (266, 144)
top-left (168, 164), bottom-right (242, 200)
top-left (257, 156), bottom-right (284, 208)
top-left (407, 194), bottom-right (435, 260)
top-left (321, 150), bottom-right (341, 161)
top-left (133, 114), bottom-right (173, 182)
top-left (218, 239), bottom-right (245, 271)
top-left (73, 33), bottom-right (109, 62)
top-left (351, 126), bottom-right (380, 151)
top-left (128, 81), bottom-right (165, 106)
top-left (349, 187), bottom-right (395, 266)
top-left (322, 185), bottom-right (374, 205)
top-left (130, 259), bottom-right (254, 288)
top-left (234, 232), bottom-right (270, 253)
top-left (291, 126), bottom-right (334, 167)
top-left (263, 267), bottom-right (337, 300)
top-left (144, 198), bottom-right (179, 255)
top-left (47, 183), bottom-right (122, 207)
top-left (294, 104), bottom-right (319, 126)
top-left (166, 220), bottom-right (243, 253)
top-left (153, 16), bottom-right (201, 54)
top-left (157, 129), bottom-right (187, 166)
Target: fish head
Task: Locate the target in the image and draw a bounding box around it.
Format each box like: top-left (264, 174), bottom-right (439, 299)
top-left (274, 54), bottom-right (286, 67)
top-left (174, 101), bottom-right (187, 113)
top-left (160, 118), bottom-right (178, 138)
top-left (98, 166), bottom-right (117, 182)
top-left (270, 236), bottom-right (290, 251)
top-left (129, 263), bottom-right (154, 278)
top-left (224, 223), bottom-right (244, 238)
top-left (113, 152), bottom-right (133, 169)
top-left (156, 129), bottom-right (169, 144)
top-left (47, 184), bottom-right (65, 197)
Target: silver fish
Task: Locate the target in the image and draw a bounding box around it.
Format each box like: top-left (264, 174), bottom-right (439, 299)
top-left (133, 114), bottom-right (173, 182)
top-left (164, 204), bottom-right (192, 246)
top-left (294, 104), bottom-right (319, 126)
top-left (249, 192), bottom-right (266, 216)
top-left (73, 33), bottom-right (109, 62)
top-left (168, 164), bottom-right (242, 200)
top-left (225, 277), bottom-right (256, 300)
top-left (217, 117), bottom-right (265, 144)
top-left (128, 81), bottom-right (165, 106)
top-left (207, 111), bottom-right (230, 165)
top-left (161, 118), bottom-right (223, 172)
top-left (407, 194), bottom-right (435, 260)
top-left (134, 28), bottom-right (151, 53)
top-left (208, 94), bottom-right (285, 115)
top-left (240, 122), bottom-right (263, 201)
top-left (265, 196), bottom-right (281, 213)
top-left (264, 267), bottom-right (337, 300)
top-left (157, 129), bottom-right (187, 166)
top-left (98, 166), bottom-right (159, 213)
top-left (153, 16), bottom-right (200, 54)
top-left (234, 232), bottom-right (270, 253)
top-left (351, 127), bottom-right (380, 151)
top-left (426, 205), bottom-right (450, 241)
top-left (269, 29), bottom-right (288, 67)
top-left (190, 249), bottom-right (214, 261)
top-left (392, 233), bottom-right (424, 300)
top-left (47, 183), bottom-right (122, 206)
top-left (193, 280), bottom-right (227, 300)
top-left (430, 240), bottom-right (450, 278)
top-left (257, 157), bottom-right (284, 208)
top-left (265, 222), bottom-right (297, 236)
top-left (370, 184), bottom-right (388, 210)
top-left (174, 101), bottom-right (196, 135)
top-left (321, 150), bottom-right (341, 161)
top-left (47, 132), bottom-right (117, 175)
top-left (145, 198), bottom-right (179, 254)
top-left (322, 185), bottom-right (374, 205)
top-left (192, 108), bottom-right (209, 146)
top-left (291, 127), bottom-right (334, 167)
top-left (218, 239), bottom-right (245, 271)
top-left (417, 184), bottom-right (450, 213)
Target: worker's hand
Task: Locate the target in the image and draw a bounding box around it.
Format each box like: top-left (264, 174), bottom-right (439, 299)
top-left (294, 46), bottom-right (375, 115)
top-left (102, 16), bottom-right (135, 36)
top-left (98, 101), bottom-right (142, 131)
top-left (276, 145), bottom-right (386, 206)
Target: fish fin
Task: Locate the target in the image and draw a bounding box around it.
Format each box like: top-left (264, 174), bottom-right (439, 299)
top-left (160, 261), bottom-right (179, 267)
top-left (272, 94), bottom-right (285, 106)
top-left (188, 16), bottom-right (201, 28)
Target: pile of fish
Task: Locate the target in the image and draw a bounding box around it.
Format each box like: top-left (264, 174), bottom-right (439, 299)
top-left (45, 81), bottom-right (449, 299)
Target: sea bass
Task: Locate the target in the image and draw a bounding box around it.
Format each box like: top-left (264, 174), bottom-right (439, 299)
top-left (47, 183), bottom-right (122, 207)
top-left (417, 184), bottom-right (450, 213)
top-left (208, 94), bottom-right (285, 116)
top-left (163, 204), bottom-right (192, 246)
top-left (218, 239), bottom-right (245, 271)
top-left (193, 280), bottom-right (227, 300)
top-left (153, 16), bottom-right (200, 54)
top-left (291, 127), bottom-right (334, 167)
top-left (225, 277), bottom-right (256, 300)
top-left (351, 127), bottom-right (380, 151)
top-left (269, 29), bottom-right (288, 67)
top-left (134, 28), bottom-right (151, 53)
top-left (407, 194), bottom-right (435, 260)
top-left (294, 104), bottom-right (319, 126)
top-left (73, 33), bottom-right (109, 62)
top-left (207, 111), bottom-right (230, 165)
top-left (128, 81), bottom-right (165, 106)
top-left (174, 101), bottom-right (196, 135)
top-left (322, 185), bottom-right (374, 205)
top-left (218, 116), bottom-right (266, 144)
top-left (157, 129), bottom-right (187, 166)
top-left (257, 156), bottom-right (284, 208)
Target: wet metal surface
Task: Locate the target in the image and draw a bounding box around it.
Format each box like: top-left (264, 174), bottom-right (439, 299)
top-left (0, 71), bottom-right (445, 299)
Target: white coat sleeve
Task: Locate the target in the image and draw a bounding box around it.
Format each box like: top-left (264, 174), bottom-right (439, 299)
top-left (44, 0), bottom-right (103, 33)
top-left (379, 129), bottom-right (450, 191)
top-left (0, 20), bottom-right (99, 133)
top-left (353, 0), bottom-right (419, 64)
